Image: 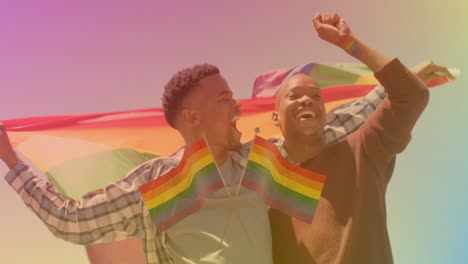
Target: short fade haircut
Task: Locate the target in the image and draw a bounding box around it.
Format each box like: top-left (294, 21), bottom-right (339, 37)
top-left (162, 64), bottom-right (220, 128)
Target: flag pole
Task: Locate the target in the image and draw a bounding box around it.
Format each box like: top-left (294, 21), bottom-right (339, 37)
top-left (201, 133), bottom-right (253, 247)
top-left (218, 128), bottom-right (259, 248)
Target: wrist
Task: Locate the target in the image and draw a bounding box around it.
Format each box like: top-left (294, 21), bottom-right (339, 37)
top-left (337, 34), bottom-right (362, 59)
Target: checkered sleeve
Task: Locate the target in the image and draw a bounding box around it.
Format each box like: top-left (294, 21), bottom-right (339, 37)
top-left (3, 159), bottom-right (157, 246)
top-left (324, 84), bottom-right (387, 144)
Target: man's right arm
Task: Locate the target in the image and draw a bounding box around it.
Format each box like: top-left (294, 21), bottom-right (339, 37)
top-left (324, 61), bottom-right (454, 145)
top-left (0, 124), bottom-right (161, 245)
top-left (4, 159), bottom-right (154, 245)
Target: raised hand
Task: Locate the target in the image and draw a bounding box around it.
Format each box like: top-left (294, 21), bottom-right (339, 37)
top-left (0, 123), bottom-right (20, 168)
top-left (312, 12), bottom-right (352, 47)
top-left (411, 60), bottom-right (456, 83)
top-left (312, 12), bottom-right (392, 72)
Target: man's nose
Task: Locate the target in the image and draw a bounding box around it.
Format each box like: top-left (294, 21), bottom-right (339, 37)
top-left (298, 95), bottom-right (313, 105)
top-left (234, 99), bottom-right (241, 109)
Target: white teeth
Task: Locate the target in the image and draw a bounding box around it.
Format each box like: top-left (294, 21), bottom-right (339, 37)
top-left (231, 115), bottom-right (240, 130)
top-left (296, 110), bottom-right (317, 119)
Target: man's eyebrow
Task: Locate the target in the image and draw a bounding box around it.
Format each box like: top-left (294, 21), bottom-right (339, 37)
top-left (217, 90), bottom-right (232, 97)
top-left (288, 85), bottom-right (321, 92)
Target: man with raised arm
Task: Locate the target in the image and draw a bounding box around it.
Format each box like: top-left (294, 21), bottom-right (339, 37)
top-left (268, 12), bottom-right (444, 263)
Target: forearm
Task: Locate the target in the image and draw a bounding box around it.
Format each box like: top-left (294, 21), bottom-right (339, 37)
top-left (4, 153), bottom-right (20, 169)
top-left (324, 84), bottom-right (386, 144)
top-left (339, 34), bottom-right (392, 73)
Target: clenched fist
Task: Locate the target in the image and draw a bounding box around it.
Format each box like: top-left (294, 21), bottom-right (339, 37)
top-left (312, 12), bottom-right (352, 47)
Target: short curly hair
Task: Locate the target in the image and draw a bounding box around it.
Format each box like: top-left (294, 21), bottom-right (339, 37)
top-left (162, 64), bottom-right (220, 128)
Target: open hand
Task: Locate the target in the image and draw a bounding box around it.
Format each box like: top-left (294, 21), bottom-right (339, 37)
top-left (312, 12), bottom-right (352, 46)
top-left (411, 60), bottom-right (456, 83)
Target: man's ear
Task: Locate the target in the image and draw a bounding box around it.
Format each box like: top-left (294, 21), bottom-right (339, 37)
top-left (192, 113), bottom-right (201, 125)
top-left (272, 111), bottom-right (280, 127)
top-left (181, 109), bottom-right (200, 126)
top-left (181, 109), bottom-right (192, 123)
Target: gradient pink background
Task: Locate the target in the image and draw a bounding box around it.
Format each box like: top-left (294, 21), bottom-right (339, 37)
top-left (1, 1), bottom-right (467, 263)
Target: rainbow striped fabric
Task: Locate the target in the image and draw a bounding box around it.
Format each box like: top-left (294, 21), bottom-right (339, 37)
top-left (2, 62), bottom-right (456, 200)
top-left (138, 139), bottom-right (222, 231)
top-left (242, 136), bottom-right (326, 222)
top-left (251, 62), bottom-right (455, 99)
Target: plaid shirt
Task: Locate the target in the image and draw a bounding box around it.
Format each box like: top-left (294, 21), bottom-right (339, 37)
top-left (4, 85), bottom-right (386, 264)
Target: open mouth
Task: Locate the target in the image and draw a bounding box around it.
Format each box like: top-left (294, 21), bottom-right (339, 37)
top-left (296, 109), bottom-right (317, 120)
top-left (231, 115), bottom-right (241, 137)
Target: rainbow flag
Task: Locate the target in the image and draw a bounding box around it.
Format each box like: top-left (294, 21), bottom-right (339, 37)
top-left (242, 136), bottom-right (326, 223)
top-left (2, 62), bottom-right (456, 200)
top-left (138, 139), bottom-right (222, 232)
